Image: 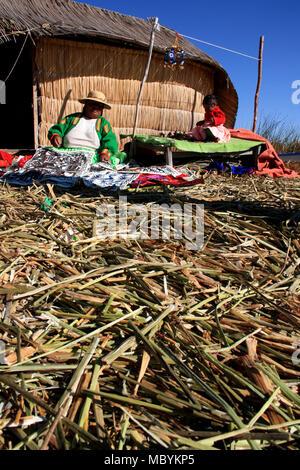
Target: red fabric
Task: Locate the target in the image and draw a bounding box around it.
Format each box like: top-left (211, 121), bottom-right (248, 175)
top-left (205, 106), bottom-right (226, 126)
top-left (131, 174), bottom-right (204, 188)
top-left (0, 151), bottom-right (14, 168)
top-left (0, 152), bottom-right (34, 174)
top-left (17, 155), bottom-right (34, 167)
top-left (229, 128), bottom-right (300, 178)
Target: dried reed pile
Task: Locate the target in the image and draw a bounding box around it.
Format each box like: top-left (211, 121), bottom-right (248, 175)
top-left (0, 172), bottom-right (299, 450)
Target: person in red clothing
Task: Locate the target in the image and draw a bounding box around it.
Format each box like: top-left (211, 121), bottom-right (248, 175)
top-left (188, 94), bottom-right (231, 143)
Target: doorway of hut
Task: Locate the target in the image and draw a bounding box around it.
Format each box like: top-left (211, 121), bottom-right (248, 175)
top-left (0, 39), bottom-right (34, 150)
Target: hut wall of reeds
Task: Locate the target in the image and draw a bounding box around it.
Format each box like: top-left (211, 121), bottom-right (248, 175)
top-left (0, 0), bottom-right (238, 150)
top-left (36, 38), bottom-right (217, 146)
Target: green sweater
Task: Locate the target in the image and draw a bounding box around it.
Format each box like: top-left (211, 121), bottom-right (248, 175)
top-left (48, 113), bottom-right (118, 161)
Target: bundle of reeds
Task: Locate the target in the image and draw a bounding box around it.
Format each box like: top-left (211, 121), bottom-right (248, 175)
top-left (0, 172), bottom-right (299, 450)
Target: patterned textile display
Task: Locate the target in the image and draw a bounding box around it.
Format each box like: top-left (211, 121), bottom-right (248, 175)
top-left (23, 147), bottom-right (95, 177)
top-left (83, 164), bottom-right (199, 190)
top-left (82, 162), bottom-right (139, 190)
top-left (0, 148), bottom-right (203, 191)
top-left (1, 147), bottom-right (96, 188)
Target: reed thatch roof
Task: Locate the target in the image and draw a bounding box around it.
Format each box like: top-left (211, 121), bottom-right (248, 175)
top-left (0, 0), bottom-right (221, 69)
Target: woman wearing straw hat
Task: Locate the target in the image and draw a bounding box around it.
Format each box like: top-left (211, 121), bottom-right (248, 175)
top-left (48, 91), bottom-right (118, 163)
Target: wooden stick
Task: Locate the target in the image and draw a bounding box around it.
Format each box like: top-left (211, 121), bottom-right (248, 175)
top-left (252, 36), bottom-right (264, 133)
top-left (130, 17), bottom-right (159, 156)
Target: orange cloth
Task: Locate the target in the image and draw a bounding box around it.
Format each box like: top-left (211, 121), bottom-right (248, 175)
top-left (229, 128), bottom-right (299, 178)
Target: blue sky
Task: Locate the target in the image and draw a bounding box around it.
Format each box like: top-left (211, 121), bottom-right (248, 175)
top-left (74, 0), bottom-right (300, 133)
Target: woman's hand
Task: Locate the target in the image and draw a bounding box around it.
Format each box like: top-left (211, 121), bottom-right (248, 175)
top-left (100, 154), bottom-right (111, 162)
top-left (51, 135), bottom-right (62, 148)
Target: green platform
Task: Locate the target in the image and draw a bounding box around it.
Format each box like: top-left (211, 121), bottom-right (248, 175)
top-left (121, 134), bottom-right (266, 166)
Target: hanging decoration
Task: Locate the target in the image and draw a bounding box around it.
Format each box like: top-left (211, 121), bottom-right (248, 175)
top-left (164, 32), bottom-right (185, 68)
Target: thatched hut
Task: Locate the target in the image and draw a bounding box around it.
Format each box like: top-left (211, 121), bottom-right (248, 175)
top-left (0, 0), bottom-right (238, 150)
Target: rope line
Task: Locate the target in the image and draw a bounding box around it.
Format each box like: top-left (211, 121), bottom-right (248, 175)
top-left (179, 33), bottom-right (259, 60)
top-left (0, 32), bottom-right (29, 89)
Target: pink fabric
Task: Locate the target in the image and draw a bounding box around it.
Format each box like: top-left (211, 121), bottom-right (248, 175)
top-left (190, 123), bottom-right (231, 143)
top-left (229, 129), bottom-right (300, 178)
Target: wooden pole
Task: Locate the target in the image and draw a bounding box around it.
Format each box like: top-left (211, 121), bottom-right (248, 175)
top-left (32, 81), bottom-right (39, 150)
top-left (252, 35), bottom-right (264, 133)
top-left (31, 41), bottom-right (39, 150)
top-left (130, 17), bottom-right (159, 156)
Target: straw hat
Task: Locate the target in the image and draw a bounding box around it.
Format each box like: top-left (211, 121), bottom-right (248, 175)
top-left (79, 90), bottom-right (111, 109)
